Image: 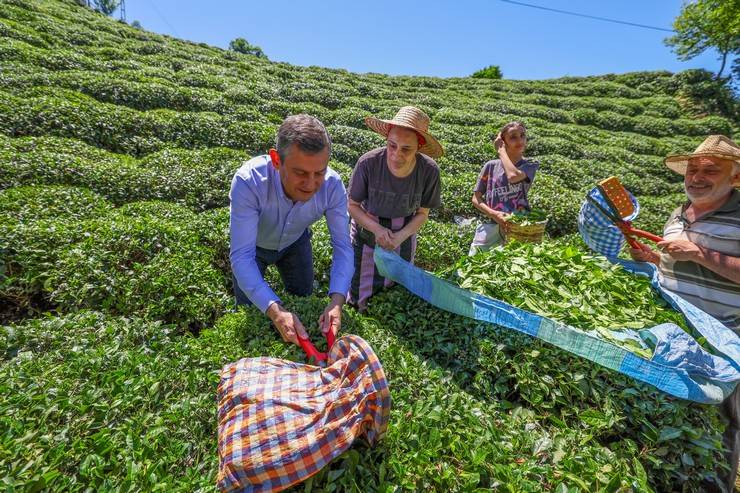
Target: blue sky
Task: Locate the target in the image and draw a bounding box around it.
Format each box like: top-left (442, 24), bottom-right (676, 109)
top-left (118, 1), bottom-right (723, 80)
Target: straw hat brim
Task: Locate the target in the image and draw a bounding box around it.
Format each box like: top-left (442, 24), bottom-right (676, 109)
top-left (364, 116), bottom-right (444, 159)
top-left (664, 151), bottom-right (740, 175)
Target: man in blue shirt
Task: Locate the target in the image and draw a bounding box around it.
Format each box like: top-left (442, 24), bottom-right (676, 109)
top-left (230, 114), bottom-right (354, 346)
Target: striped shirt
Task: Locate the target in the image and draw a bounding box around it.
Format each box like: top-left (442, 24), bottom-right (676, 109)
top-left (658, 189), bottom-right (740, 330)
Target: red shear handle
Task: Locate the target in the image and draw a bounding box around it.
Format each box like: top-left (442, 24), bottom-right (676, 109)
top-left (325, 329), bottom-right (336, 350)
top-left (625, 236), bottom-right (641, 250)
top-left (628, 228), bottom-right (663, 244)
top-left (298, 336), bottom-right (328, 362)
top-left (297, 330), bottom-right (336, 363)
top-left (618, 223), bottom-right (664, 249)
top-left (617, 223), bottom-right (641, 249)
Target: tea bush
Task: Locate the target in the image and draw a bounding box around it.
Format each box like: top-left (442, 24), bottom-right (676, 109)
top-left (0, 0), bottom-right (735, 490)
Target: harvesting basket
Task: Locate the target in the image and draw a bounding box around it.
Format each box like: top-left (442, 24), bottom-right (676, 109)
top-left (505, 219), bottom-right (548, 244)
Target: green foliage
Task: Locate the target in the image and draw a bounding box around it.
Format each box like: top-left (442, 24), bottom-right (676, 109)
top-left (229, 37), bottom-right (266, 59)
top-left (471, 64), bottom-right (503, 79)
top-left (92, 0), bottom-right (119, 16)
top-left (437, 170), bottom-right (479, 221)
top-left (0, 311), bottom-right (241, 490)
top-left (507, 208), bottom-right (547, 225)
top-left (1, 194), bottom-right (230, 329)
top-left (0, 86), bottom-right (276, 156)
top-left (528, 174), bottom-right (583, 236)
top-left (0, 136), bottom-right (248, 209)
top-left (0, 0), bottom-right (735, 491)
top-left (0, 185), bottom-right (114, 320)
top-left (47, 207), bottom-right (229, 329)
top-left (673, 69), bottom-right (740, 121)
top-left (453, 240), bottom-right (687, 356)
top-left (5, 297), bottom-right (720, 492)
top-left (416, 219), bottom-right (475, 272)
top-left (664, 0), bottom-right (740, 79)
top-left (364, 289), bottom-right (724, 491)
top-left (0, 184), bottom-right (112, 225)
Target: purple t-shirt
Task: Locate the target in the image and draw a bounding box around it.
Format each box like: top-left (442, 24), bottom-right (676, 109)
top-left (349, 147), bottom-right (441, 219)
top-left (474, 158), bottom-right (539, 213)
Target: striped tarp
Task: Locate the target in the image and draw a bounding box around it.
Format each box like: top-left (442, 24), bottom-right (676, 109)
top-left (374, 247), bottom-right (740, 404)
top-left (217, 335), bottom-right (390, 492)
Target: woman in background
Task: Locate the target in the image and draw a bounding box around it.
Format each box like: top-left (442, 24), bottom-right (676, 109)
top-left (469, 121), bottom-right (539, 254)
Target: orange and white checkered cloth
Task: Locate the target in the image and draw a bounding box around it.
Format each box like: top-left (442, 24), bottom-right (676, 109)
top-left (216, 334), bottom-right (390, 492)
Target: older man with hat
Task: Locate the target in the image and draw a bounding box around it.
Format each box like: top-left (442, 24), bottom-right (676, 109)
top-left (346, 106), bottom-right (443, 311)
top-left (629, 134), bottom-right (740, 490)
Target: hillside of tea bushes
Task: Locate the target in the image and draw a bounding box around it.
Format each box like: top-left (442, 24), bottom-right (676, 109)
top-left (1, 0), bottom-right (738, 491)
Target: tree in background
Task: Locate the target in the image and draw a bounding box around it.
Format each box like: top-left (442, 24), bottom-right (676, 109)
top-left (229, 38), bottom-right (267, 59)
top-left (131, 20), bottom-right (143, 30)
top-left (471, 65), bottom-right (503, 79)
top-left (664, 0), bottom-right (739, 80)
top-left (92, 0), bottom-right (120, 16)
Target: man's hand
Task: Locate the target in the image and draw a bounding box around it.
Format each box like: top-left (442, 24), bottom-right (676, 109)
top-left (629, 242), bottom-right (660, 265)
top-left (266, 302), bottom-right (308, 346)
top-left (319, 293), bottom-right (345, 339)
top-left (657, 239), bottom-right (702, 262)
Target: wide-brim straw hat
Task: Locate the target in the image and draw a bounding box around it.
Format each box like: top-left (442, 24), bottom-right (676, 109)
top-left (664, 135), bottom-right (740, 175)
top-left (365, 106), bottom-right (444, 159)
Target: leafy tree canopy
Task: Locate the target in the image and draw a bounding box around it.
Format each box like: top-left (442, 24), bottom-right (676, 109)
top-left (92, 0), bottom-right (119, 16)
top-left (665, 0), bottom-right (740, 79)
top-left (471, 65), bottom-right (503, 79)
top-left (229, 37), bottom-right (267, 59)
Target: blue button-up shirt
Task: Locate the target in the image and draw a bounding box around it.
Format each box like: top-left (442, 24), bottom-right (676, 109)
top-left (229, 155), bottom-right (354, 312)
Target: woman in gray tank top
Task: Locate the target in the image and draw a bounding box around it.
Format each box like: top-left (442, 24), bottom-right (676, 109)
top-left (346, 106), bottom-right (443, 311)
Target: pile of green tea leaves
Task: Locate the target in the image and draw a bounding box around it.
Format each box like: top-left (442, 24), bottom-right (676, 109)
top-left (508, 208), bottom-right (548, 226)
top-left (450, 239), bottom-right (689, 357)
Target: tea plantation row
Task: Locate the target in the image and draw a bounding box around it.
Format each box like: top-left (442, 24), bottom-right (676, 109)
top-left (1, 0), bottom-right (737, 491)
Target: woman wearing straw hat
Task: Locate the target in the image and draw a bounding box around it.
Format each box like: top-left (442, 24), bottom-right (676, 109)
top-left (628, 134), bottom-right (740, 492)
top-left (346, 106), bottom-right (443, 311)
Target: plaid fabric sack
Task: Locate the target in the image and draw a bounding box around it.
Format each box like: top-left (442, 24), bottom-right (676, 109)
top-left (216, 334), bottom-right (390, 492)
top-left (578, 185), bottom-right (640, 258)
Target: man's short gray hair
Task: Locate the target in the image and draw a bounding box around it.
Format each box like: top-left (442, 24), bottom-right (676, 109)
top-left (276, 114), bottom-right (331, 162)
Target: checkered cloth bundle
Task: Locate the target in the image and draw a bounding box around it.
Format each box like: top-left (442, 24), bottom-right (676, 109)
top-left (578, 185), bottom-right (641, 258)
top-left (216, 334), bottom-right (390, 492)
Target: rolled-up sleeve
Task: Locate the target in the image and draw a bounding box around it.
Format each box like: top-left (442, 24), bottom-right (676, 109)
top-left (229, 173), bottom-right (280, 313)
top-left (525, 161), bottom-right (539, 183)
top-left (421, 165), bottom-right (441, 209)
top-left (324, 178), bottom-right (354, 298)
top-left (348, 158), bottom-right (368, 204)
top-left (474, 163), bottom-right (490, 194)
